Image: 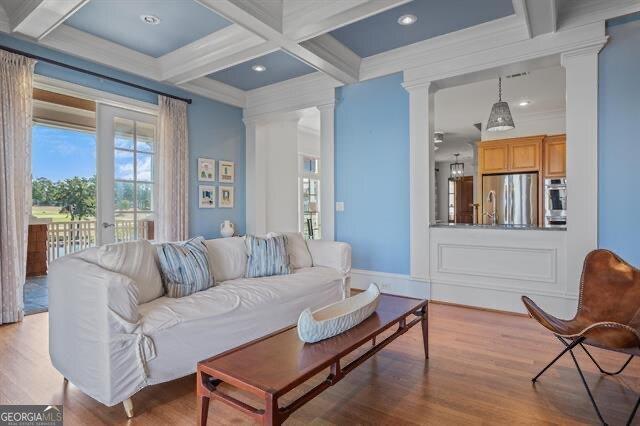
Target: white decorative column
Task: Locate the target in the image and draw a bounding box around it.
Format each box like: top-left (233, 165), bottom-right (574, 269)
top-left (318, 103), bottom-right (335, 240)
top-left (561, 42), bottom-right (606, 299)
top-left (244, 119), bottom-right (267, 235)
top-left (402, 80), bottom-right (435, 283)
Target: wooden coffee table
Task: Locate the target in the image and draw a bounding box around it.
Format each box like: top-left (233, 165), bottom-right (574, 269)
top-left (196, 293), bottom-right (428, 425)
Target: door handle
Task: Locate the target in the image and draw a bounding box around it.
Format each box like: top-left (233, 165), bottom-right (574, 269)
top-left (102, 222), bottom-right (115, 229)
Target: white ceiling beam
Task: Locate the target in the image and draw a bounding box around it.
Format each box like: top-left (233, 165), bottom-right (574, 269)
top-left (197, 0), bottom-right (359, 84)
top-left (3, 0), bottom-right (88, 40)
top-left (158, 24), bottom-right (272, 84)
top-left (283, 0), bottom-right (411, 42)
top-left (524, 0), bottom-right (558, 37)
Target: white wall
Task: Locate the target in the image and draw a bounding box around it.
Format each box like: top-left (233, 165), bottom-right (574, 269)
top-left (256, 118), bottom-right (300, 233)
top-left (253, 115), bottom-right (321, 234)
top-left (481, 110), bottom-right (566, 140)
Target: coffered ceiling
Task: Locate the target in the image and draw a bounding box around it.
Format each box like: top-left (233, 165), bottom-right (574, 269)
top-left (0, 0), bottom-right (637, 108)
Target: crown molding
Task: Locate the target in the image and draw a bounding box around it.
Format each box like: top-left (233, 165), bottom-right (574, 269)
top-left (361, 15), bottom-right (528, 83)
top-left (40, 24), bottom-right (159, 80)
top-left (178, 77), bottom-right (246, 108)
top-left (557, 0), bottom-right (640, 30)
top-left (402, 20), bottom-right (607, 87)
top-left (244, 71), bottom-right (339, 120)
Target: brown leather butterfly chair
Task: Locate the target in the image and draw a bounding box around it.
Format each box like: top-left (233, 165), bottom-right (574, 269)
top-left (522, 249), bottom-right (640, 426)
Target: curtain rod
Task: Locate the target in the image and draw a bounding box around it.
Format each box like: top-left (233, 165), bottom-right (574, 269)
top-left (0, 45), bottom-right (193, 105)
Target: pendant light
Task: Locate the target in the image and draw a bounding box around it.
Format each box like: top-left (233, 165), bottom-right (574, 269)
top-left (486, 77), bottom-right (515, 132)
top-left (450, 153), bottom-right (464, 180)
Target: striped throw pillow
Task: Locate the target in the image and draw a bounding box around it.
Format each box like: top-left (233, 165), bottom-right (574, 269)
top-left (245, 234), bottom-right (291, 278)
top-left (156, 236), bottom-right (214, 298)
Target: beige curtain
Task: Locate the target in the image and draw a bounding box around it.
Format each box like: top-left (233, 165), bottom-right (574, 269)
top-left (157, 96), bottom-right (189, 242)
top-left (0, 50), bottom-right (36, 324)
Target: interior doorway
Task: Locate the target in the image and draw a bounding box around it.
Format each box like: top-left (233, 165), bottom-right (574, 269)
top-left (447, 176), bottom-right (474, 224)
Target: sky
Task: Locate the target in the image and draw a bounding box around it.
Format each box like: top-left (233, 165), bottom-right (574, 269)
top-left (32, 123), bottom-right (152, 182)
top-left (32, 124), bottom-right (96, 181)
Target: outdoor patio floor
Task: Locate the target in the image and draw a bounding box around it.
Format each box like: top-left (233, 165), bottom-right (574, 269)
top-left (24, 276), bottom-right (48, 315)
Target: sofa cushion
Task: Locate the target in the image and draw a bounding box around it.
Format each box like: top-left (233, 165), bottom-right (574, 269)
top-left (89, 240), bottom-right (163, 304)
top-left (204, 236), bottom-right (247, 282)
top-left (157, 237), bottom-right (214, 298)
top-left (245, 234), bottom-right (291, 278)
top-left (283, 232), bottom-right (313, 269)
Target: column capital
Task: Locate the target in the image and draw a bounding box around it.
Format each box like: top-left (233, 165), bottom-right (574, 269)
top-left (561, 39), bottom-right (608, 67)
top-left (317, 102), bottom-right (335, 112)
top-left (401, 79), bottom-right (433, 93)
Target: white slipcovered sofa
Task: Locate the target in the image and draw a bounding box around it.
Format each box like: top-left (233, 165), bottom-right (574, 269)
top-left (48, 236), bottom-right (351, 416)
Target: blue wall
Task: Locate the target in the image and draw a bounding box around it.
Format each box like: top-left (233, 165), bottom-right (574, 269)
top-left (0, 34), bottom-right (245, 239)
top-left (598, 13), bottom-right (640, 266)
top-left (334, 73), bottom-right (410, 274)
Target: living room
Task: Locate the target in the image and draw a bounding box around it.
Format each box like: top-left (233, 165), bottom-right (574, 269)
top-left (1, 1), bottom-right (640, 425)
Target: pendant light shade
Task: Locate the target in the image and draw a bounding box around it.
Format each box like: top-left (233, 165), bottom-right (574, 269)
top-left (450, 153), bottom-right (464, 180)
top-left (486, 77), bottom-right (515, 132)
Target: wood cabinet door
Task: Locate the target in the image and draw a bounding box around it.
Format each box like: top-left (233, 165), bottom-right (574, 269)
top-left (479, 145), bottom-right (509, 174)
top-left (510, 140), bottom-right (540, 172)
top-left (544, 135), bottom-right (566, 177)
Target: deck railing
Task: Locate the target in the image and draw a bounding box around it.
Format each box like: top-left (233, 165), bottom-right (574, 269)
top-left (46, 219), bottom-right (153, 262)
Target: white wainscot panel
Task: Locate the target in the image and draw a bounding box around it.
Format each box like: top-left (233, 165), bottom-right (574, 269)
top-left (429, 227), bottom-right (575, 318)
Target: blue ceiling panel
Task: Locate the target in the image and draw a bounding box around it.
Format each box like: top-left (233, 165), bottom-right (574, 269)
top-left (208, 50), bottom-right (317, 91)
top-left (66, 0), bottom-right (231, 57)
top-left (330, 0), bottom-right (515, 58)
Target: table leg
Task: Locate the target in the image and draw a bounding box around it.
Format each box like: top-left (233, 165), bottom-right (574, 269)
top-left (421, 304), bottom-right (429, 359)
top-left (196, 370), bottom-right (211, 426)
top-left (263, 394), bottom-right (280, 426)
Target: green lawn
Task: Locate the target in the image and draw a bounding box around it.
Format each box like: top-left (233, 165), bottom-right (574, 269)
top-left (31, 205), bottom-right (95, 223)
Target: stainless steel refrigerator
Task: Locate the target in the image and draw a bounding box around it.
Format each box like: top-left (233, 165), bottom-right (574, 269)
top-left (482, 173), bottom-right (538, 226)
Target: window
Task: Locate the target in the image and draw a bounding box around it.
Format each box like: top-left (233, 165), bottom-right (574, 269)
top-left (300, 155), bottom-right (320, 239)
top-left (113, 118), bottom-right (156, 242)
top-left (448, 179), bottom-right (456, 223)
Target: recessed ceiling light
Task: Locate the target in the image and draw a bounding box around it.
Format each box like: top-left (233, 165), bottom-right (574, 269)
top-left (140, 14), bottom-right (160, 25)
top-left (519, 100), bottom-right (531, 107)
top-left (397, 14), bottom-right (417, 26)
top-left (252, 64), bottom-right (266, 72)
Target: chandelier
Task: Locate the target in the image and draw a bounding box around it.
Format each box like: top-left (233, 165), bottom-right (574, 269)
top-left (450, 153), bottom-right (464, 180)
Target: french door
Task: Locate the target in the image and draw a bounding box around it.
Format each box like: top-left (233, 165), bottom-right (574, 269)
top-left (96, 104), bottom-right (158, 245)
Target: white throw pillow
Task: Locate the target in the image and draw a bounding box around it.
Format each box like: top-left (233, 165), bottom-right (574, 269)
top-left (95, 240), bottom-right (164, 304)
top-left (283, 232), bottom-right (313, 269)
top-left (204, 236), bottom-right (248, 282)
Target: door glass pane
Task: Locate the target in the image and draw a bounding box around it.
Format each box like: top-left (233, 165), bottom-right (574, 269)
top-left (136, 152), bottom-right (153, 181)
top-left (114, 118), bottom-right (134, 149)
top-left (137, 122), bottom-right (155, 152)
top-left (115, 181), bottom-right (135, 211)
top-left (112, 115), bottom-right (156, 243)
top-left (115, 150), bottom-right (134, 180)
top-left (136, 183), bottom-right (153, 211)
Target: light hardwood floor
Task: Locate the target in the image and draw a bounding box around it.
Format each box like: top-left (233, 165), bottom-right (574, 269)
top-left (1, 303), bottom-right (639, 425)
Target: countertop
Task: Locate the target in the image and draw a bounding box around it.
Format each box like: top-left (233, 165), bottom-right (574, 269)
top-left (430, 223), bottom-right (566, 231)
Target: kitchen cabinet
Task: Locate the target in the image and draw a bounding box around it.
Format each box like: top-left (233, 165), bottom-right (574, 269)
top-left (479, 144), bottom-right (509, 173)
top-left (478, 136), bottom-right (543, 174)
top-left (543, 134), bottom-right (566, 177)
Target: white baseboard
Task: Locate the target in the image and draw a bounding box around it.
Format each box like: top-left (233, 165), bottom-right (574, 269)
top-left (351, 269), bottom-right (430, 299)
top-left (430, 279), bottom-right (578, 319)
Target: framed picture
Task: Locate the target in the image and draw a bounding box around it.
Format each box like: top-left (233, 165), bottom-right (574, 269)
top-left (219, 186), bottom-right (234, 208)
top-left (198, 158), bottom-right (215, 181)
top-left (219, 160), bottom-right (234, 183)
top-left (199, 185), bottom-right (216, 208)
